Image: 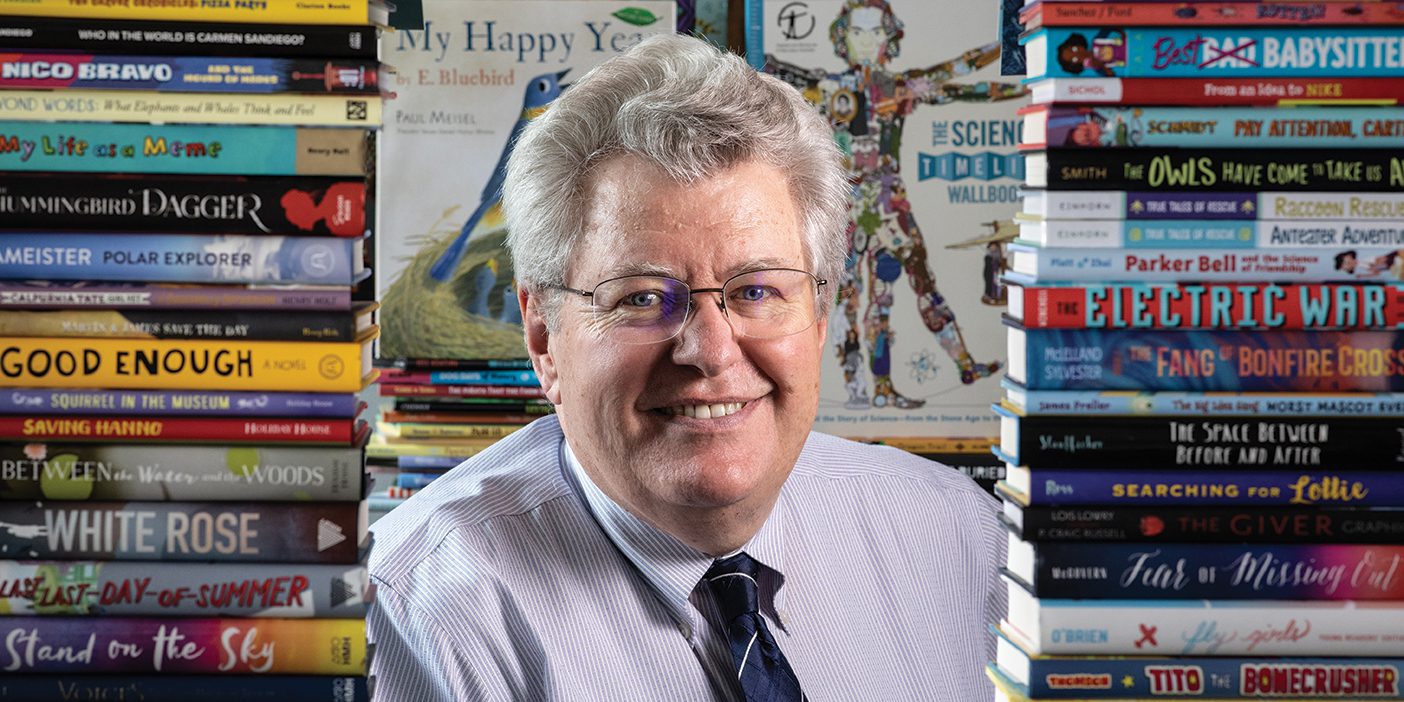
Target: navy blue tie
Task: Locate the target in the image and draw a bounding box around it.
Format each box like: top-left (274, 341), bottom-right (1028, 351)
top-left (704, 552), bottom-right (805, 702)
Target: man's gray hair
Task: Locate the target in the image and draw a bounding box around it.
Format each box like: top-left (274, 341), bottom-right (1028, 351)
top-left (502, 33), bottom-right (849, 323)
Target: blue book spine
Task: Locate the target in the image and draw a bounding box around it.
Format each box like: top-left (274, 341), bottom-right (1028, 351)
top-left (1008, 243), bottom-right (1404, 283)
top-left (428, 370), bottom-right (540, 386)
top-left (1003, 382), bottom-right (1404, 417)
top-left (0, 676), bottom-right (367, 701)
top-left (396, 455), bottom-right (462, 470)
top-left (1026, 27), bottom-right (1404, 79)
top-left (1023, 191), bottom-right (1404, 222)
top-left (1010, 327), bottom-right (1404, 391)
top-left (396, 472), bottom-right (442, 489)
top-left (0, 389), bottom-right (360, 417)
top-left (0, 234), bottom-right (361, 285)
top-left (0, 122), bottom-right (368, 175)
top-left (1039, 106), bottom-right (1404, 148)
top-left (0, 53), bottom-right (380, 94)
top-left (1026, 220), bottom-right (1404, 249)
top-left (1007, 465), bottom-right (1404, 506)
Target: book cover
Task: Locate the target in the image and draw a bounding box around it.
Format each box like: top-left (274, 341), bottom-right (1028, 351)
top-left (0, 441), bottom-right (366, 502)
top-left (0, 500), bottom-right (368, 563)
top-left (375, 0), bottom-right (675, 362)
top-left (1023, 105), bottom-right (1404, 150)
top-left (1027, 76), bottom-right (1404, 106)
top-left (1006, 326), bottom-right (1404, 392)
top-left (0, 561), bottom-right (370, 618)
top-left (0, 281), bottom-right (354, 311)
top-left (1025, 148), bottom-right (1404, 192)
top-left (0, 616), bottom-right (366, 673)
top-left (998, 465), bottom-right (1404, 506)
top-left (1023, 27), bottom-right (1404, 80)
top-left (378, 382), bottom-right (546, 398)
top-left (1003, 502), bottom-right (1404, 543)
top-left (0, 53), bottom-right (382, 94)
top-left (1007, 537), bottom-right (1404, 599)
top-left (0, 303), bottom-right (377, 341)
top-left (1008, 243), bottom-right (1404, 284)
top-left (0, 333), bottom-right (377, 393)
top-left (378, 368), bottom-right (539, 386)
top-left (0, 17), bottom-right (378, 58)
top-left (1004, 578), bottom-right (1404, 656)
top-left (0, 233), bottom-right (365, 285)
top-left (1002, 382), bottom-right (1404, 417)
top-left (0, 389), bottom-right (362, 418)
top-left (0, 0), bottom-right (388, 25)
top-left (0, 416), bottom-right (368, 445)
top-left (0, 173), bottom-right (368, 237)
top-left (0, 122), bottom-right (371, 176)
top-left (1020, 219), bottom-right (1404, 249)
top-left (1022, 1), bottom-right (1404, 28)
top-left (0, 90), bottom-right (383, 127)
top-left (750, 0), bottom-right (1028, 443)
top-left (1021, 191), bottom-right (1404, 222)
top-left (0, 676), bottom-right (368, 702)
top-left (1006, 280), bottom-right (1404, 330)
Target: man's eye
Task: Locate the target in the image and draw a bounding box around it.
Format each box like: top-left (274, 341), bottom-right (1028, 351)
top-left (734, 286), bottom-right (773, 302)
top-left (621, 291), bottom-right (663, 308)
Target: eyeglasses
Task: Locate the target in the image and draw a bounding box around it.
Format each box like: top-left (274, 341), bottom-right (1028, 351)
top-left (551, 268), bottom-right (827, 345)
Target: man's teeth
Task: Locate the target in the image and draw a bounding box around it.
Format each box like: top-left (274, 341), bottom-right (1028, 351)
top-left (665, 402), bottom-right (746, 419)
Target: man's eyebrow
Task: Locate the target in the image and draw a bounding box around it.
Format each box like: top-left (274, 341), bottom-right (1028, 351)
top-left (599, 258), bottom-right (804, 281)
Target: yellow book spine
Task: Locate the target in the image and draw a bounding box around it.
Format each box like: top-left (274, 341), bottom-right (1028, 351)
top-left (379, 421), bottom-right (520, 441)
top-left (0, 333), bottom-right (375, 392)
top-left (0, 90), bottom-right (383, 128)
top-left (0, 0), bottom-right (378, 24)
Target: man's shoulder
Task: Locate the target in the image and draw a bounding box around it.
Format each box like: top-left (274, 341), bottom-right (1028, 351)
top-left (368, 415), bottom-right (576, 588)
top-left (795, 431), bottom-right (995, 504)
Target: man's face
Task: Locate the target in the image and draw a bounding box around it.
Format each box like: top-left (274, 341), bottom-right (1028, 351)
top-left (529, 156), bottom-right (826, 532)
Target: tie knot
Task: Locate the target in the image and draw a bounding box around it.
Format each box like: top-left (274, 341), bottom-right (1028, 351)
top-left (704, 552), bottom-right (761, 619)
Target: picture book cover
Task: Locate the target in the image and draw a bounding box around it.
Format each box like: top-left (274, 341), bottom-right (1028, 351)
top-left (749, 0), bottom-right (1027, 444)
top-left (376, 0), bottom-right (676, 362)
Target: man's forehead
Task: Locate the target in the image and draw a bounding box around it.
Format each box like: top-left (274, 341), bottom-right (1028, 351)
top-left (598, 255), bottom-right (800, 281)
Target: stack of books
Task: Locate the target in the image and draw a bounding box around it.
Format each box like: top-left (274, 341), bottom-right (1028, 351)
top-left (0, 3), bottom-right (384, 699)
top-left (991, 2), bottom-right (1404, 700)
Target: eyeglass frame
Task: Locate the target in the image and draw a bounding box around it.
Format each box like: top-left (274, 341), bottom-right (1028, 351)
top-left (546, 267), bottom-right (829, 344)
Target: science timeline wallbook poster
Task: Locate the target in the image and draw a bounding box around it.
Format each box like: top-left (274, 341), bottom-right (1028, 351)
top-left (376, 0), bottom-right (674, 361)
top-left (747, 0), bottom-right (1027, 445)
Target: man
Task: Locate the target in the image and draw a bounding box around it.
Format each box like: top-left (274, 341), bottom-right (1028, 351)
top-left (368, 34), bottom-right (1005, 701)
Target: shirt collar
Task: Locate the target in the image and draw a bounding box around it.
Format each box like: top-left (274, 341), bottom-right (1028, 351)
top-left (561, 438), bottom-right (790, 625)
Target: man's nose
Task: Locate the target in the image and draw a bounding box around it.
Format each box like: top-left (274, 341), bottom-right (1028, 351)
top-left (670, 293), bottom-right (742, 376)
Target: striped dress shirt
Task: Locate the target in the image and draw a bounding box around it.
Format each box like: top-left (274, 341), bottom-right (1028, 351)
top-left (367, 415), bottom-right (1006, 701)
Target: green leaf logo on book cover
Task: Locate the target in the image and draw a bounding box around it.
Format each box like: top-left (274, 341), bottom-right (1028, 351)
top-left (613, 7), bottom-right (661, 26)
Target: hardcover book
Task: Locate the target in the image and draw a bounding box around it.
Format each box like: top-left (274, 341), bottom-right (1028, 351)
top-left (0, 17), bottom-right (379, 58)
top-left (1022, 105), bottom-right (1404, 150)
top-left (1027, 76), bottom-right (1404, 106)
top-left (1003, 502), bottom-right (1404, 544)
top-left (0, 0), bottom-right (390, 25)
top-left (1020, 191), bottom-right (1404, 222)
top-left (1024, 148), bottom-right (1404, 192)
top-left (375, 0), bottom-right (675, 362)
top-left (0, 53), bottom-right (383, 94)
top-left (749, 0), bottom-right (1028, 443)
top-left (0, 90), bottom-right (383, 127)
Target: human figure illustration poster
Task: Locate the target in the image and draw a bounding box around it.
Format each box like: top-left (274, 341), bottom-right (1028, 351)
top-left (750, 0), bottom-right (1027, 445)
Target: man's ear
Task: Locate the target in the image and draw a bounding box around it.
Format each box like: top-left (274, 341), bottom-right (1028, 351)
top-left (520, 286), bottom-right (563, 405)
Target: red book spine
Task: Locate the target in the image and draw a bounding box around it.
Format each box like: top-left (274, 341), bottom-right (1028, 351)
top-left (1016, 282), bottom-right (1404, 330)
top-left (1, 416), bottom-right (355, 443)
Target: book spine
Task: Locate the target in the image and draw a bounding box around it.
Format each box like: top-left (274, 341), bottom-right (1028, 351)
top-left (0, 335), bottom-right (373, 393)
top-left (0, 283), bottom-right (353, 311)
top-left (0, 389), bottom-right (361, 417)
top-left (1029, 220), bottom-right (1404, 249)
top-left (1022, 542), bottom-right (1404, 599)
top-left (0, 90), bottom-right (382, 127)
top-left (1010, 505), bottom-right (1404, 543)
top-left (1001, 411), bottom-right (1404, 469)
top-left (0, 122), bottom-right (371, 176)
top-left (0, 501), bottom-right (365, 563)
top-left (1026, 1), bottom-right (1404, 27)
top-left (1034, 106), bottom-right (1404, 149)
top-left (0, 0), bottom-right (380, 24)
top-left (1012, 282), bottom-right (1404, 330)
top-left (1023, 191), bottom-right (1404, 222)
top-left (0, 616), bottom-right (365, 673)
top-left (0, 416), bottom-right (359, 444)
top-left (1013, 327), bottom-right (1404, 392)
top-left (380, 411), bottom-right (538, 425)
top-left (0, 441), bottom-right (366, 502)
top-left (378, 382), bottom-right (547, 399)
top-left (380, 369), bottom-right (540, 386)
top-left (395, 455), bottom-right (461, 470)
top-left (1011, 245), bottom-right (1402, 283)
top-left (1012, 468), bottom-right (1404, 506)
top-left (365, 440), bottom-right (487, 461)
top-left (382, 422), bottom-right (521, 441)
top-left (391, 357), bottom-right (533, 371)
top-left (1031, 76), bottom-right (1404, 106)
top-left (0, 173), bottom-right (368, 237)
top-left (1033, 148), bottom-right (1404, 192)
top-left (391, 399), bottom-right (553, 414)
top-left (395, 472), bottom-right (441, 490)
top-left (0, 307), bottom-right (368, 341)
top-left (1017, 594), bottom-right (1404, 656)
top-left (0, 234), bottom-right (362, 285)
top-left (1006, 387), bottom-right (1404, 416)
top-left (0, 17), bottom-right (378, 58)
top-left (0, 53), bottom-right (381, 93)
top-left (1028, 27), bottom-right (1404, 79)
top-left (1013, 653), bottom-right (1404, 698)
top-left (0, 675), bottom-right (368, 701)
top-left (0, 561), bottom-right (370, 618)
